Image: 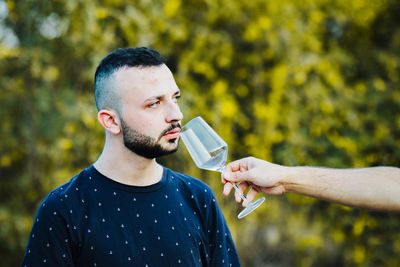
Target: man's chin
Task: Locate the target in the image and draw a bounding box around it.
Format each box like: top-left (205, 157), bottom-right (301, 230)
top-left (152, 147), bottom-right (178, 159)
top-left (167, 137), bottom-right (180, 144)
top-left (163, 140), bottom-right (179, 152)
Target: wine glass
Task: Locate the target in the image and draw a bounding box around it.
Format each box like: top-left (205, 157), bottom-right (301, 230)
top-left (180, 116), bottom-right (265, 219)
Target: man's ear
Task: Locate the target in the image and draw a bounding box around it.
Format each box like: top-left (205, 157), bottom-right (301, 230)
top-left (97, 109), bottom-right (122, 135)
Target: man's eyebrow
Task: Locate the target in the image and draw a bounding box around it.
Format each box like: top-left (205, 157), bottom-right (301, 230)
top-left (143, 95), bottom-right (164, 104)
top-left (144, 90), bottom-right (181, 103)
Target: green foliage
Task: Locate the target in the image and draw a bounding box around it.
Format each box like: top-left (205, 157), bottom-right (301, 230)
top-left (1, 0), bottom-right (399, 266)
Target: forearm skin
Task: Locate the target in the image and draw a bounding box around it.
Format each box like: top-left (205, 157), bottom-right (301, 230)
top-left (283, 166), bottom-right (400, 212)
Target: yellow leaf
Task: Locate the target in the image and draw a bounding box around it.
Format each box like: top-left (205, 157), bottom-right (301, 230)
top-left (332, 229), bottom-right (345, 243)
top-left (354, 246), bottom-right (366, 264)
top-left (355, 82), bottom-right (366, 94)
top-left (373, 78), bottom-right (385, 91)
top-left (60, 138), bottom-right (73, 151)
top-left (95, 7), bottom-right (108, 19)
top-left (235, 85), bottom-right (249, 98)
top-left (293, 71), bottom-right (307, 86)
top-left (0, 45), bottom-right (19, 58)
top-left (244, 22), bottom-right (260, 41)
top-left (298, 235), bottom-right (323, 248)
top-left (220, 98), bottom-right (238, 118)
top-left (211, 80), bottom-right (228, 97)
top-left (271, 64), bottom-right (287, 90)
top-left (309, 10), bottom-right (324, 24)
top-left (320, 100), bottom-right (334, 114)
top-left (164, 0), bottom-right (181, 18)
top-left (43, 66), bottom-right (60, 82)
top-left (353, 219), bottom-right (365, 236)
top-left (0, 155), bottom-right (12, 167)
top-left (258, 16), bottom-right (272, 30)
top-left (244, 133), bottom-right (258, 148)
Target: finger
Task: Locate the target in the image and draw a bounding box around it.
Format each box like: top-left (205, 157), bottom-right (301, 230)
top-left (234, 182), bottom-right (249, 203)
top-left (234, 187), bottom-right (242, 203)
top-left (221, 172), bottom-right (226, 184)
top-left (225, 160), bottom-right (242, 172)
top-left (239, 183), bottom-right (253, 207)
top-left (223, 170), bottom-right (251, 183)
top-left (243, 187), bottom-right (259, 206)
top-left (226, 157), bottom-right (251, 173)
top-left (223, 182), bottom-right (234, 196)
top-left (237, 181), bottom-right (249, 193)
top-left (247, 187), bottom-right (252, 194)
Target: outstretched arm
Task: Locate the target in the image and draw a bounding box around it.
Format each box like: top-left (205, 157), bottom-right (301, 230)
top-left (222, 157), bottom-right (400, 212)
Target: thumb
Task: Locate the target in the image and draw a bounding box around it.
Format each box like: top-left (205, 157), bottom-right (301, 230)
top-left (223, 170), bottom-right (251, 183)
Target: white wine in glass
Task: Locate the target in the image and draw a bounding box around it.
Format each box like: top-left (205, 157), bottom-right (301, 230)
top-left (180, 116), bottom-right (265, 219)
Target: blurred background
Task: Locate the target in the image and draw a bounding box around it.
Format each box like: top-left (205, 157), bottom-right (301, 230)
top-left (1, 0), bottom-right (400, 266)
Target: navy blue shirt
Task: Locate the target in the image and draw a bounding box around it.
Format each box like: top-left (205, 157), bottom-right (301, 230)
top-left (22, 166), bottom-right (240, 266)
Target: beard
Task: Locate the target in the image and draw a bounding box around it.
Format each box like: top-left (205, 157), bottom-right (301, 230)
top-left (120, 119), bottom-right (181, 159)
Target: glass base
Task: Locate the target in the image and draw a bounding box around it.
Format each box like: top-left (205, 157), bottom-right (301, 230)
top-left (237, 197), bottom-right (266, 219)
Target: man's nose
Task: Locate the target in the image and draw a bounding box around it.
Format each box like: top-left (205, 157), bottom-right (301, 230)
top-left (166, 102), bottom-right (183, 123)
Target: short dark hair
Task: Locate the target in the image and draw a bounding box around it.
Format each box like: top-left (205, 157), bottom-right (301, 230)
top-left (94, 47), bottom-right (166, 112)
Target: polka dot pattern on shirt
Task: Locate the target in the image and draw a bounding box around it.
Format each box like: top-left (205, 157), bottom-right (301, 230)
top-left (22, 165), bottom-right (241, 266)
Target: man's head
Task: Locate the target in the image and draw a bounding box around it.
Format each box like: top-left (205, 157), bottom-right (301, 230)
top-left (94, 47), bottom-right (183, 159)
top-left (95, 47), bottom-right (166, 113)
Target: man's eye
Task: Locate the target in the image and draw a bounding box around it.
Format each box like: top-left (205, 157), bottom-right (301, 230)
top-left (149, 101), bottom-right (160, 108)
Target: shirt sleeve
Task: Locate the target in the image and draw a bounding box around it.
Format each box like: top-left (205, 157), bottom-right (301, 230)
top-left (22, 192), bottom-right (76, 267)
top-left (206, 190), bottom-right (241, 267)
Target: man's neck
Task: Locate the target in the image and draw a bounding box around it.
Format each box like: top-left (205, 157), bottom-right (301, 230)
top-left (93, 142), bottom-right (163, 186)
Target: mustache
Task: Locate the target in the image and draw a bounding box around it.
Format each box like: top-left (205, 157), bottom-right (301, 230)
top-left (160, 123), bottom-right (182, 137)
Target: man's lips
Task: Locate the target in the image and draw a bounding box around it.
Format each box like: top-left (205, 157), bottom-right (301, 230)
top-left (163, 128), bottom-right (181, 139)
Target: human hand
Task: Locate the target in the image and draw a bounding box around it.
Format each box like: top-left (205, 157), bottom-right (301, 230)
top-left (222, 157), bottom-right (289, 206)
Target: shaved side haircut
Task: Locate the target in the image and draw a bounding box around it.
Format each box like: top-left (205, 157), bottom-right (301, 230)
top-left (94, 47), bottom-right (166, 113)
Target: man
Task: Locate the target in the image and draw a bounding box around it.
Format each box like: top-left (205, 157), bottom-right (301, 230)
top-left (23, 47), bottom-right (240, 266)
top-left (222, 156), bottom-right (400, 212)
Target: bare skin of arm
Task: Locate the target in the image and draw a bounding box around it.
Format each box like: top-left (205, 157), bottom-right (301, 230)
top-left (222, 157), bottom-right (400, 212)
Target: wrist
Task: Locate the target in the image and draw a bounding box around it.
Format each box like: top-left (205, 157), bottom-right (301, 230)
top-left (280, 166), bottom-right (301, 193)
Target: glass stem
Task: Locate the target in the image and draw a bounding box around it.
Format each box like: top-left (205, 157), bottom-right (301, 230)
top-left (232, 183), bottom-right (247, 201)
top-left (219, 165), bottom-right (247, 201)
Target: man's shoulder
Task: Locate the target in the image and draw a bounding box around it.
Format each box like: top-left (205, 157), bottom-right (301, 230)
top-left (52, 167), bottom-right (89, 193)
top-left (39, 167), bottom-right (91, 210)
top-left (165, 168), bottom-right (214, 195)
top-left (167, 168), bottom-right (207, 185)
